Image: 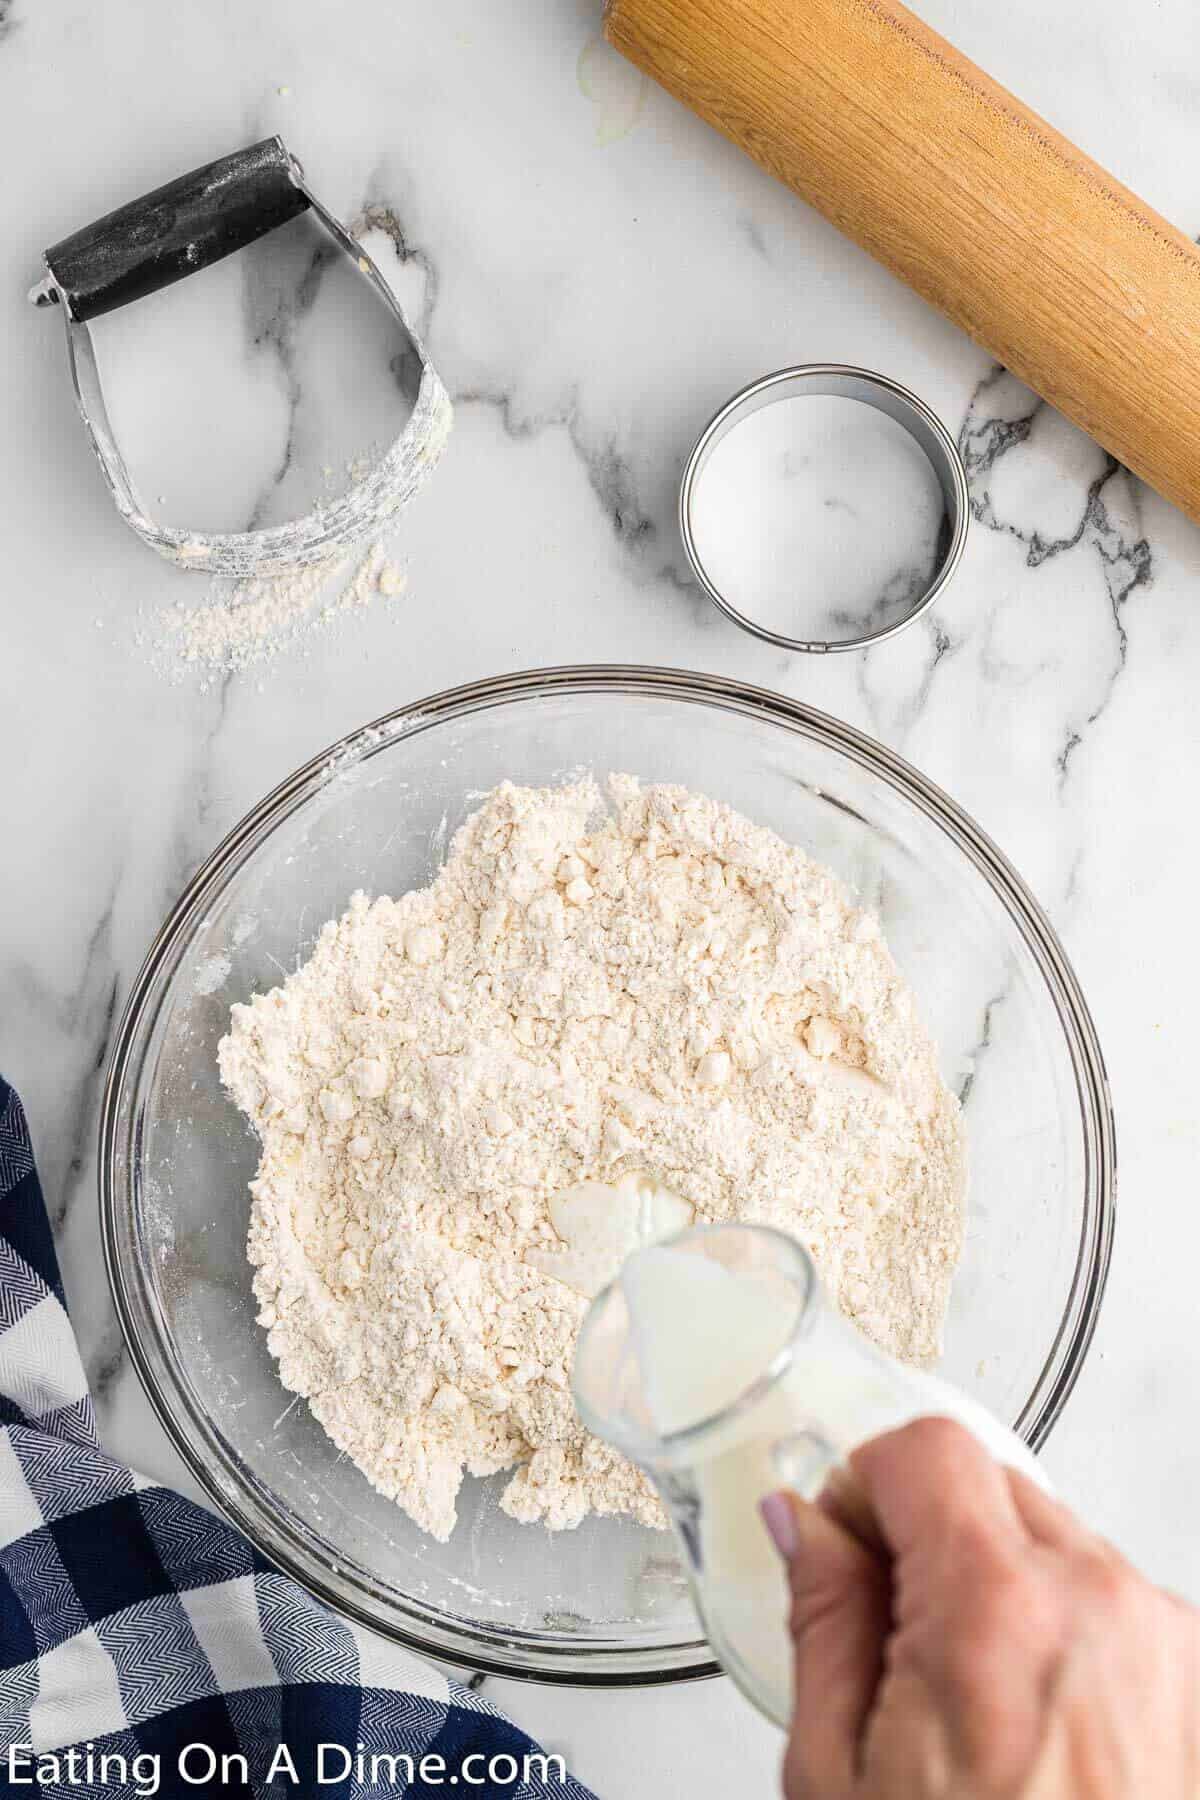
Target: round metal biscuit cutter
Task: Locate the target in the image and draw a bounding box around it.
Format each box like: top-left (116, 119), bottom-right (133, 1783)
top-left (30, 136), bottom-right (452, 577)
top-left (679, 364), bottom-right (970, 654)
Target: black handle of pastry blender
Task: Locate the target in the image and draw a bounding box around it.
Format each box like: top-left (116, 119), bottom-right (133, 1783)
top-left (37, 136), bottom-right (311, 322)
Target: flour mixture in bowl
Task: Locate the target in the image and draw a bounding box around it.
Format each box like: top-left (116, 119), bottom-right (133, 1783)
top-left (219, 776), bottom-right (965, 1542)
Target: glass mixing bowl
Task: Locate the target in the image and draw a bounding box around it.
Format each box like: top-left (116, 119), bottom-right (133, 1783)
top-left (100, 667), bottom-right (1114, 1685)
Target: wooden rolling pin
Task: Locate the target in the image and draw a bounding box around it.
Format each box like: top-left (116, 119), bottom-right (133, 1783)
top-left (605, 0), bottom-right (1200, 525)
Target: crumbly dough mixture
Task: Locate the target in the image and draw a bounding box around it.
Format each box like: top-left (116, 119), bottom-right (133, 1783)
top-left (219, 777), bottom-right (965, 1541)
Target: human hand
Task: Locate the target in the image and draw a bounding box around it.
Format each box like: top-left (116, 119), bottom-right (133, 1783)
top-left (760, 1418), bottom-right (1200, 1798)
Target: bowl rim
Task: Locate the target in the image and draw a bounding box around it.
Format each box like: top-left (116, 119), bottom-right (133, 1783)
top-left (98, 663), bottom-right (1116, 1687)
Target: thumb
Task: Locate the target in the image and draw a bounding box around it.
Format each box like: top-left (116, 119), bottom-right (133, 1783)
top-left (761, 1489), bottom-right (890, 1799)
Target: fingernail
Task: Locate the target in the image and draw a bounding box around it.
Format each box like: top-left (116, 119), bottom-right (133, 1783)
top-left (760, 1490), bottom-right (799, 1560)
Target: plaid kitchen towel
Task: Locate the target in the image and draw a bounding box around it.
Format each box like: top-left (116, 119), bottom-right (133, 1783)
top-left (0, 1077), bottom-right (595, 1798)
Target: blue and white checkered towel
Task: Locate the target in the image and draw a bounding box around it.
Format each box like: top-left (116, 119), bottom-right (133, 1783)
top-left (0, 1077), bottom-right (595, 1797)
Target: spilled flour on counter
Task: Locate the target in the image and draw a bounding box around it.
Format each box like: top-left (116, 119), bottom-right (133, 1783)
top-left (219, 777), bottom-right (965, 1540)
top-left (151, 539), bottom-right (407, 685)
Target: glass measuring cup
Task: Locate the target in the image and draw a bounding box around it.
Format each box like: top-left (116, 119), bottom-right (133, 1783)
top-left (572, 1223), bottom-right (1045, 1726)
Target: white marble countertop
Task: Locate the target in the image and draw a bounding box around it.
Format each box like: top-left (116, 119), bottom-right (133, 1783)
top-left (4, 0), bottom-right (1200, 1791)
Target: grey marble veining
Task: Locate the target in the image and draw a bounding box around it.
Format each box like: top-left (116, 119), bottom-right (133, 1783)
top-left (960, 367), bottom-right (1152, 782)
top-left (4, 0), bottom-right (1200, 1792)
